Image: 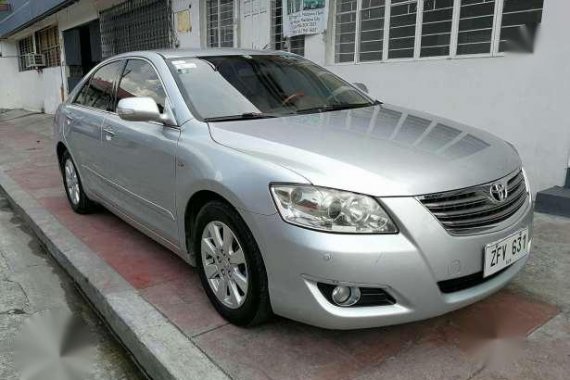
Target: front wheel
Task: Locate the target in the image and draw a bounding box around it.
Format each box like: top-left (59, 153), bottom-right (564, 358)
top-left (194, 201), bottom-right (271, 326)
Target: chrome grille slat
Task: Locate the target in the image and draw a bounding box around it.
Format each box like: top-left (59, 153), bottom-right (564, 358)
top-left (440, 194), bottom-right (527, 227)
top-left (418, 170), bottom-right (528, 234)
top-left (421, 194), bottom-right (487, 210)
top-left (433, 184), bottom-right (526, 219)
top-left (508, 172), bottom-right (524, 190)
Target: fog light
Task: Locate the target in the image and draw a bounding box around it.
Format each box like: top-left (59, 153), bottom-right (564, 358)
top-left (331, 285), bottom-right (361, 307)
top-left (332, 286), bottom-right (350, 304)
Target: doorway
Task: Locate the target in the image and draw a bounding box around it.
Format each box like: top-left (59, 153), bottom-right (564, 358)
top-left (63, 20), bottom-right (102, 93)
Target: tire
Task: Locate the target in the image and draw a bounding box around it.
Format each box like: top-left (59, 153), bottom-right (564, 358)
top-left (194, 201), bottom-right (271, 326)
top-left (61, 151), bottom-right (97, 214)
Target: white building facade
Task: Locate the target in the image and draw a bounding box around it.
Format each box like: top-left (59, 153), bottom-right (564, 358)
top-left (0, 0), bottom-right (568, 195)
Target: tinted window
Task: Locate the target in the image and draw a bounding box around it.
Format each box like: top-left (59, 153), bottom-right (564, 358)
top-left (74, 61), bottom-right (123, 111)
top-left (74, 81), bottom-right (92, 106)
top-left (170, 55), bottom-right (374, 120)
top-left (117, 60), bottom-right (167, 113)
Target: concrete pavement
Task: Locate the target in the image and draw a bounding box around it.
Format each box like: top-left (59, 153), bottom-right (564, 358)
top-left (0, 193), bottom-right (142, 379)
top-left (0, 109), bottom-right (569, 380)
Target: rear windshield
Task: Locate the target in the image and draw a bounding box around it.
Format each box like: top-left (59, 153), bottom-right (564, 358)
top-left (168, 54), bottom-right (375, 121)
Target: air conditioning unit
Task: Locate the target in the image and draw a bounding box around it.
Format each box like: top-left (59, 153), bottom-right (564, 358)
top-left (24, 53), bottom-right (46, 69)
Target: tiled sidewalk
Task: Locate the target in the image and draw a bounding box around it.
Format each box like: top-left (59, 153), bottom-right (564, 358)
top-left (1, 110), bottom-right (568, 380)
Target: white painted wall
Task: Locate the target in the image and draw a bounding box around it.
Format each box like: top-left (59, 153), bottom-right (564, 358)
top-left (0, 40), bottom-right (65, 113)
top-left (0, 0), bottom-right (123, 114)
top-left (319, 0), bottom-right (570, 194)
top-left (1, 0), bottom-right (568, 193)
top-left (179, 0), bottom-right (569, 192)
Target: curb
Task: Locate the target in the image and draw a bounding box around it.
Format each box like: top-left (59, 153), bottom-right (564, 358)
top-left (0, 171), bottom-right (229, 380)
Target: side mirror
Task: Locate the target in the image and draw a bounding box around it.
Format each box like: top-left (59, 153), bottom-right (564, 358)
top-left (353, 82), bottom-right (369, 94)
top-left (117, 97), bottom-right (171, 124)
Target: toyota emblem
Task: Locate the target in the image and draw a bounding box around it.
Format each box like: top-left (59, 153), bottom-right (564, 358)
top-left (489, 182), bottom-right (508, 203)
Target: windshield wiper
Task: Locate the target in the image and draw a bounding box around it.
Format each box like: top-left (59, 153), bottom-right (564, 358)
top-left (294, 101), bottom-right (379, 115)
top-left (203, 112), bottom-right (278, 122)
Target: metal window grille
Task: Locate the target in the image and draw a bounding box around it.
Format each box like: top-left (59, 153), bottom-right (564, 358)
top-left (18, 35), bottom-right (35, 71)
top-left (388, 0), bottom-right (418, 59)
top-left (335, 0), bottom-right (358, 63)
top-left (38, 26), bottom-right (61, 67)
top-left (498, 0), bottom-right (543, 52)
top-left (100, 0), bottom-right (173, 59)
top-left (333, 0), bottom-right (544, 63)
top-left (207, 0), bottom-right (235, 48)
top-left (457, 0), bottom-right (496, 55)
top-left (420, 0), bottom-right (454, 57)
top-left (359, 0), bottom-right (386, 62)
top-left (271, 0), bottom-right (305, 56)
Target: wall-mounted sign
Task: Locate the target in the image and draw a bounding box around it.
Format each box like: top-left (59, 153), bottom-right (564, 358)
top-left (175, 10), bottom-right (191, 33)
top-left (282, 0), bottom-right (328, 38)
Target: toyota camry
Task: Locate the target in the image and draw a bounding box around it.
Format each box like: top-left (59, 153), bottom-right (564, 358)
top-left (54, 49), bottom-right (532, 329)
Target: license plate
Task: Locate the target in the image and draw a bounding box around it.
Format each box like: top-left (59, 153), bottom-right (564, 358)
top-left (484, 228), bottom-right (529, 277)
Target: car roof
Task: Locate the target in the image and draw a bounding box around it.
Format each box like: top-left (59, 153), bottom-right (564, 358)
top-left (160, 48), bottom-right (289, 58)
top-left (111, 48), bottom-right (293, 60)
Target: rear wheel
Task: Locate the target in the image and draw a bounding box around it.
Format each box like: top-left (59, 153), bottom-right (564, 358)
top-left (61, 151), bottom-right (97, 214)
top-left (195, 201), bottom-right (271, 326)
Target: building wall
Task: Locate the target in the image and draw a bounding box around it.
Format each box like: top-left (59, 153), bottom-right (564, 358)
top-left (0, 0), bottom-right (567, 193)
top-left (0, 0), bottom-right (121, 114)
top-left (320, 0), bottom-right (570, 194)
top-left (173, 0), bottom-right (202, 49)
top-left (176, 0), bottom-right (568, 193)
top-left (0, 40), bottom-right (64, 113)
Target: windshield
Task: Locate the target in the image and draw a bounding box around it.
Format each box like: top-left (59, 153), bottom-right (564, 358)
top-left (168, 54), bottom-right (376, 121)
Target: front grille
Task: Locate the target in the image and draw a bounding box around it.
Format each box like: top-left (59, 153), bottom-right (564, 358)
top-left (418, 170), bottom-right (528, 234)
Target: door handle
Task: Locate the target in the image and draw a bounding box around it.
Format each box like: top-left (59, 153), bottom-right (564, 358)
top-left (103, 127), bottom-right (115, 141)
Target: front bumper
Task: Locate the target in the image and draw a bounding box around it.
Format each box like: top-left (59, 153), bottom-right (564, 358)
top-left (245, 195), bottom-right (534, 330)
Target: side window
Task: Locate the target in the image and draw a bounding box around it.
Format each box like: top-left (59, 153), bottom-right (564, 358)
top-left (117, 60), bottom-right (167, 113)
top-left (74, 80), bottom-right (92, 106)
top-left (73, 61), bottom-right (124, 111)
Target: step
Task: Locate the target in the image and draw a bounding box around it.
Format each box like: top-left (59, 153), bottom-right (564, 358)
top-left (535, 186), bottom-right (570, 217)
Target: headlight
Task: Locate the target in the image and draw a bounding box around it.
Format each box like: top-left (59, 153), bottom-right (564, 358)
top-left (270, 185), bottom-right (398, 234)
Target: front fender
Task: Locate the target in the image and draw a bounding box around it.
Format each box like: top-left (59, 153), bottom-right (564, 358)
top-left (175, 120), bottom-right (309, 256)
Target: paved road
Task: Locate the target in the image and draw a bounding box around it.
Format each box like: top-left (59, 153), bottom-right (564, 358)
top-left (0, 194), bottom-right (143, 380)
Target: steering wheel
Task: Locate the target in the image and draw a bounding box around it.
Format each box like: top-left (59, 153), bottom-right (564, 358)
top-left (282, 92), bottom-right (305, 106)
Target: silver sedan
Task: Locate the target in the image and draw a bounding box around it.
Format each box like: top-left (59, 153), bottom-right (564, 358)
top-left (54, 49), bottom-right (533, 329)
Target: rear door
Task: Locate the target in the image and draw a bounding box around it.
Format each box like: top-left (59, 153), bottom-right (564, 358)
top-left (99, 59), bottom-right (181, 247)
top-left (63, 60), bottom-right (124, 195)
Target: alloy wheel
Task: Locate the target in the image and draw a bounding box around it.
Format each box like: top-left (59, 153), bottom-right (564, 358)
top-left (201, 221), bottom-right (249, 309)
top-left (64, 159), bottom-right (80, 206)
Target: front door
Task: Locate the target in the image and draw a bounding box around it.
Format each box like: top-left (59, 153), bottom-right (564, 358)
top-left (99, 59), bottom-right (180, 247)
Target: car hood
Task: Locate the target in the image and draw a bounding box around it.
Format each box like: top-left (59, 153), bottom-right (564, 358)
top-left (208, 104), bottom-right (521, 197)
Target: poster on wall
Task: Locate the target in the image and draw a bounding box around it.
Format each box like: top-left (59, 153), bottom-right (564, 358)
top-left (282, 0), bottom-right (328, 37)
